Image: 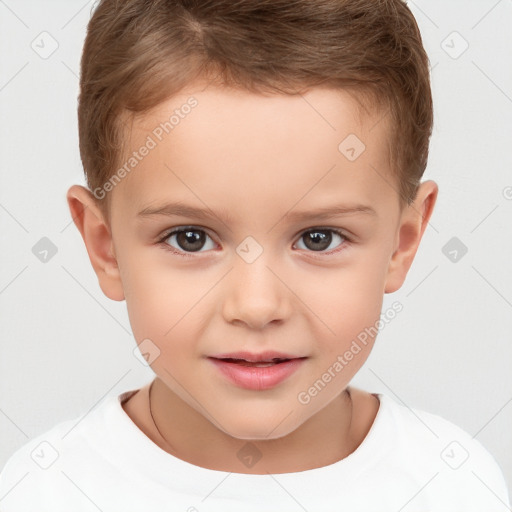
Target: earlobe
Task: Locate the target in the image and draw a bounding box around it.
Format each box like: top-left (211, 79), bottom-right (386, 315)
top-left (66, 185), bottom-right (125, 301)
top-left (384, 180), bottom-right (438, 294)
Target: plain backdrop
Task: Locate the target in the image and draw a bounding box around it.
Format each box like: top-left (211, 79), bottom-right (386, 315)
top-left (1, 0), bottom-right (511, 498)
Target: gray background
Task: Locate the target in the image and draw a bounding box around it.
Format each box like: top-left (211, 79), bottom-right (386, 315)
top-left (1, 0), bottom-right (511, 498)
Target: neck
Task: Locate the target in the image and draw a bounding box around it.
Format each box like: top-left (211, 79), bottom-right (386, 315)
top-left (147, 377), bottom-right (357, 474)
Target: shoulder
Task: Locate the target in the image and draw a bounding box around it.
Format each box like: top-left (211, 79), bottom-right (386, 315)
top-left (375, 393), bottom-right (510, 509)
top-left (0, 414), bottom-right (83, 510)
top-left (0, 391), bottom-right (136, 511)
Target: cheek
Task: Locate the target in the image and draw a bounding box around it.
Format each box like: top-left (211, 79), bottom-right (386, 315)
top-left (301, 256), bottom-right (387, 361)
top-left (121, 253), bottom-right (213, 366)
top-left (305, 256), bottom-right (386, 322)
top-left (120, 251), bottom-right (189, 340)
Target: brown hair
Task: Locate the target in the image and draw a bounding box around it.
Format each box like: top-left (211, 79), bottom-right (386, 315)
top-left (78, 0), bottom-right (433, 221)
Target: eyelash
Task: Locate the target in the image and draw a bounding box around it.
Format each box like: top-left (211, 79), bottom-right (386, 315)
top-left (156, 226), bottom-right (352, 258)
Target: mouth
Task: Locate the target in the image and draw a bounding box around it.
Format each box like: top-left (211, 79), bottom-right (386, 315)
top-left (207, 355), bottom-right (308, 390)
top-left (208, 350), bottom-right (306, 364)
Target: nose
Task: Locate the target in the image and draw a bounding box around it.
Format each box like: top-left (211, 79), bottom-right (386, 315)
top-left (221, 251), bottom-right (293, 330)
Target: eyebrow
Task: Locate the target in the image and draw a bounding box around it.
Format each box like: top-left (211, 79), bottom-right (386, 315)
top-left (137, 201), bottom-right (377, 223)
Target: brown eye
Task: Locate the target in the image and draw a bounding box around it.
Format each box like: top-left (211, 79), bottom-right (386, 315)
top-left (296, 229), bottom-right (347, 252)
top-left (162, 228), bottom-right (215, 253)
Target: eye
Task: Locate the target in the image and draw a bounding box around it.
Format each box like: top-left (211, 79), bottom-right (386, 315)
top-left (158, 227), bottom-right (216, 255)
top-left (157, 226), bottom-right (350, 257)
top-left (294, 228), bottom-right (349, 253)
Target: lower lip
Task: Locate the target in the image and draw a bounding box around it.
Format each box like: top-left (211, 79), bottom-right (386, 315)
top-left (208, 357), bottom-right (306, 390)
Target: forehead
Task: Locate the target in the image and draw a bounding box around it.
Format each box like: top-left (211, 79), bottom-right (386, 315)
top-left (111, 84), bottom-right (396, 221)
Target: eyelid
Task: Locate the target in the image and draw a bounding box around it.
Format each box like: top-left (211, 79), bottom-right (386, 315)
top-left (297, 226), bottom-right (352, 240)
top-left (157, 225), bottom-right (219, 247)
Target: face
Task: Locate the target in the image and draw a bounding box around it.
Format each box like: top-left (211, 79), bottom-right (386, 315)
top-left (84, 84), bottom-right (433, 440)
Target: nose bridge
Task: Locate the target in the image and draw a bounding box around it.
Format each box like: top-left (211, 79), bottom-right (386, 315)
top-left (222, 241), bottom-right (291, 328)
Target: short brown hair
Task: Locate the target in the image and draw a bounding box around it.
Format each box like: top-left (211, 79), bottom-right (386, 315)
top-left (78, 0), bottom-right (433, 221)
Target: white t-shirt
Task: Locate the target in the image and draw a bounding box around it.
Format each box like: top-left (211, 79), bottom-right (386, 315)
top-left (0, 387), bottom-right (509, 511)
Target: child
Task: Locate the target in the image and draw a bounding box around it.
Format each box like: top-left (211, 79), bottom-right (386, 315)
top-left (0, 0), bottom-right (509, 510)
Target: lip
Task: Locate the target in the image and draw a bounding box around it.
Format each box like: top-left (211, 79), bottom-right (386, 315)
top-left (208, 357), bottom-right (307, 391)
top-left (209, 350), bottom-right (303, 363)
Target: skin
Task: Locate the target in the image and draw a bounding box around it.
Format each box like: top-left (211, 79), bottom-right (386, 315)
top-left (67, 82), bottom-right (437, 474)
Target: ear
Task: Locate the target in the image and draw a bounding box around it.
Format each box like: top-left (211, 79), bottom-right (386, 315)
top-left (66, 185), bottom-right (125, 301)
top-left (384, 180), bottom-right (438, 294)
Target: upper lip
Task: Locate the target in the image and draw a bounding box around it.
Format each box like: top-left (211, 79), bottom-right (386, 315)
top-left (209, 351), bottom-right (307, 363)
